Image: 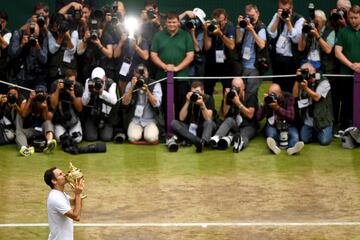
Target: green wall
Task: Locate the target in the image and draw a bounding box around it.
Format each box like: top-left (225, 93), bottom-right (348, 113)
top-left (3, 0), bottom-right (357, 31)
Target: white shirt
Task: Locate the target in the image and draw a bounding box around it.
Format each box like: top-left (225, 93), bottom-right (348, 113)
top-left (47, 189), bottom-right (73, 240)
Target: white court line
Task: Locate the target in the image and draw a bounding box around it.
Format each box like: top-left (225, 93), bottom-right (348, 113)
top-left (2, 222), bottom-right (360, 228)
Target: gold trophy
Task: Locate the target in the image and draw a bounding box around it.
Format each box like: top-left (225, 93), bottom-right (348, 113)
top-left (66, 162), bottom-right (87, 199)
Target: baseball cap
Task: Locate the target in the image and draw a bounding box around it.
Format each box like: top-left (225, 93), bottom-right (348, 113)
top-left (91, 67), bottom-right (106, 80)
top-left (193, 8), bottom-right (206, 24)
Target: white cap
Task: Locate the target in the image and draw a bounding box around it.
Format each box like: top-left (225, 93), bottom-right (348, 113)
top-left (193, 8), bottom-right (206, 24)
top-left (91, 67), bottom-right (105, 80)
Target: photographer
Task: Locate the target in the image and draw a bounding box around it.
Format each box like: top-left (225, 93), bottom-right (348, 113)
top-left (122, 64), bottom-right (162, 144)
top-left (298, 10), bottom-right (336, 73)
top-left (293, 63), bottom-right (333, 145)
top-left (179, 8), bottom-right (206, 77)
top-left (47, 13), bottom-right (78, 86)
top-left (257, 83), bottom-right (304, 155)
top-left (77, 11), bottom-right (115, 81)
top-left (236, 4), bottom-right (267, 96)
top-left (82, 67), bottom-right (117, 141)
top-left (267, 0), bottom-right (305, 92)
top-left (171, 81), bottom-right (215, 153)
top-left (9, 21), bottom-right (48, 97)
top-left (16, 85), bottom-right (57, 157)
top-left (329, 0), bottom-right (352, 31)
top-left (140, 0), bottom-right (163, 46)
top-left (210, 78), bottom-right (257, 152)
top-left (203, 8), bottom-right (240, 96)
top-left (0, 88), bottom-right (25, 145)
top-left (0, 11), bottom-right (11, 94)
top-left (50, 69), bottom-right (84, 144)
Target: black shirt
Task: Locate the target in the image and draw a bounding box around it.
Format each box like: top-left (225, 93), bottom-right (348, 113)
top-left (184, 94), bottom-right (215, 125)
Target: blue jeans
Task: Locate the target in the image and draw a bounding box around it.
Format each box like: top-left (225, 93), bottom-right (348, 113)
top-left (265, 123), bottom-right (299, 148)
top-left (300, 124), bottom-right (333, 145)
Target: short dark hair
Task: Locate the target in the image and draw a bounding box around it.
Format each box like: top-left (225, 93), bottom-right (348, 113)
top-left (166, 11), bottom-right (179, 21)
top-left (212, 8), bottom-right (228, 19)
top-left (65, 69), bottom-right (77, 78)
top-left (44, 167), bottom-right (57, 189)
top-left (279, 0), bottom-right (293, 7)
top-left (191, 81), bottom-right (204, 90)
top-left (245, 4), bottom-right (259, 13)
top-left (145, 0), bottom-right (158, 9)
top-left (0, 11), bottom-right (8, 21)
top-left (33, 2), bottom-right (49, 14)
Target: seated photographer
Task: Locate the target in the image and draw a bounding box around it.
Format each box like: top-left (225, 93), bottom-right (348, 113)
top-left (15, 85), bottom-right (57, 157)
top-left (210, 77), bottom-right (257, 152)
top-left (82, 67), bottom-right (117, 141)
top-left (9, 21), bottom-right (48, 98)
top-left (293, 63), bottom-right (333, 145)
top-left (50, 69), bottom-right (84, 144)
top-left (47, 13), bottom-right (78, 85)
top-left (257, 83), bottom-right (304, 155)
top-left (122, 64), bottom-right (162, 144)
top-left (171, 81), bottom-right (216, 153)
top-left (0, 88), bottom-right (26, 145)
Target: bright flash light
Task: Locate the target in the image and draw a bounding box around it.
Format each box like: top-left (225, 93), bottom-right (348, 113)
top-left (124, 16), bottom-right (139, 39)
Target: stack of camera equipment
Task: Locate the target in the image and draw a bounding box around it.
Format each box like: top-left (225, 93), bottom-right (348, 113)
top-left (302, 3), bottom-right (316, 34)
top-left (60, 132), bottom-right (107, 154)
top-left (277, 120), bottom-right (289, 149)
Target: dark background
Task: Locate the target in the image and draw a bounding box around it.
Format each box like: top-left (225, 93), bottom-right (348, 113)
top-left (3, 0), bottom-right (360, 31)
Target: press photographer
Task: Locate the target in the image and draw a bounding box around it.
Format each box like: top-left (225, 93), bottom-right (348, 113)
top-left (50, 69), bottom-right (84, 145)
top-left (329, 0), bottom-right (351, 31)
top-left (47, 13), bottom-right (78, 85)
top-left (293, 63), bottom-right (333, 145)
top-left (235, 4), bottom-right (268, 96)
top-left (171, 81), bottom-right (216, 153)
top-left (0, 87), bottom-right (25, 145)
top-left (0, 11), bottom-right (11, 94)
top-left (210, 78), bottom-right (257, 152)
top-left (82, 67), bottom-right (117, 141)
top-left (298, 5), bottom-right (336, 73)
top-left (15, 85), bottom-right (57, 157)
top-left (122, 64), bottom-right (163, 144)
top-left (8, 21), bottom-right (48, 97)
top-left (257, 83), bottom-right (304, 155)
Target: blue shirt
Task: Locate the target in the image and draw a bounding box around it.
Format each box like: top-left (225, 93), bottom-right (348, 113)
top-left (241, 28), bottom-right (267, 69)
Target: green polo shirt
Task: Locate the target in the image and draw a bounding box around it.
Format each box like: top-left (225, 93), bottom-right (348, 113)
top-left (336, 25), bottom-right (360, 74)
top-left (151, 28), bottom-right (194, 80)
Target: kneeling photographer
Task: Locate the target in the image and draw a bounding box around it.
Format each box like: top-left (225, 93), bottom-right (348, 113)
top-left (122, 64), bottom-right (163, 144)
top-left (15, 85), bottom-right (57, 157)
top-left (0, 87), bottom-right (25, 145)
top-left (171, 81), bottom-right (216, 153)
top-left (82, 67), bottom-right (117, 141)
top-left (293, 63), bottom-right (333, 145)
top-left (50, 69), bottom-right (84, 145)
top-left (210, 77), bottom-right (257, 152)
top-left (257, 83), bottom-right (304, 155)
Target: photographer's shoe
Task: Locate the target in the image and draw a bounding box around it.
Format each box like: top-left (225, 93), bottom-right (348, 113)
top-left (267, 137), bottom-right (281, 155)
top-left (287, 141), bottom-right (304, 155)
top-left (195, 139), bottom-right (203, 153)
top-left (19, 146), bottom-right (32, 157)
top-left (233, 135), bottom-right (245, 153)
top-left (44, 139), bottom-right (57, 153)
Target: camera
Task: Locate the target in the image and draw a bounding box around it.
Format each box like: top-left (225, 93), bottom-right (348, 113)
top-left (331, 8), bottom-right (347, 23)
top-left (113, 132), bottom-right (126, 144)
top-left (64, 79), bottom-right (74, 90)
top-left (296, 68), bottom-right (311, 83)
top-left (7, 93), bottom-right (17, 105)
top-left (58, 20), bottom-right (70, 34)
top-left (277, 120), bottom-right (288, 150)
top-left (35, 91), bottom-right (46, 103)
top-left (264, 92), bottom-right (277, 105)
top-left (226, 87), bottom-right (240, 105)
top-left (37, 14), bottom-right (46, 28)
top-left (29, 23), bottom-right (37, 47)
top-left (207, 19), bottom-right (219, 34)
top-left (256, 57), bottom-right (270, 73)
top-left (166, 135), bottom-right (179, 152)
top-left (147, 9), bottom-right (156, 19)
top-left (308, 3), bottom-right (315, 20)
top-left (135, 64), bottom-right (146, 89)
top-left (60, 132), bottom-right (107, 154)
top-left (88, 77), bottom-right (103, 91)
top-left (302, 22), bottom-right (316, 33)
top-left (190, 90), bottom-right (201, 102)
top-left (74, 9), bottom-right (82, 22)
top-left (183, 16), bottom-right (203, 30)
top-left (90, 19), bottom-right (99, 40)
top-left (281, 8), bottom-right (290, 19)
top-left (111, 12), bottom-right (122, 25)
top-left (239, 15), bottom-right (253, 28)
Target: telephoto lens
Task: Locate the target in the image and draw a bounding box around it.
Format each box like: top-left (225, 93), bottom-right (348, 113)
top-left (264, 92), bottom-right (277, 105)
top-left (190, 91), bottom-right (201, 102)
top-left (166, 135), bottom-right (179, 152)
top-left (281, 8), bottom-right (290, 19)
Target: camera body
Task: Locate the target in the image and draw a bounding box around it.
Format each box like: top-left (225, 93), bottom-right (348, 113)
top-left (264, 92), bottom-right (277, 105)
top-left (302, 22), bottom-right (316, 33)
top-left (281, 8), bottom-right (290, 19)
top-left (90, 19), bottom-right (99, 40)
top-left (35, 91), bottom-right (46, 103)
top-left (226, 87), bottom-right (240, 105)
top-left (332, 8), bottom-right (347, 22)
top-left (64, 79), bottom-right (74, 90)
top-left (134, 64), bottom-right (146, 89)
top-left (239, 15), bottom-right (253, 28)
top-left (183, 16), bottom-right (203, 30)
top-left (29, 23), bottom-right (37, 47)
top-left (7, 93), bottom-right (17, 105)
top-left (207, 19), bottom-right (219, 34)
top-left (88, 77), bottom-right (103, 91)
top-left (190, 90), bottom-right (201, 102)
top-left (296, 68), bottom-right (311, 83)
